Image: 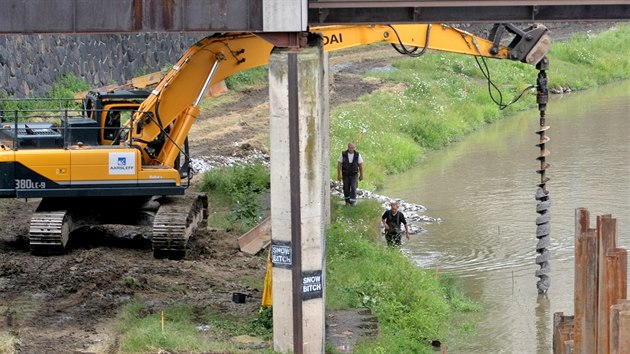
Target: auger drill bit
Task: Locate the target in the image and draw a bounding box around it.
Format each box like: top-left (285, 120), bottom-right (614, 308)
top-left (535, 57), bottom-right (551, 294)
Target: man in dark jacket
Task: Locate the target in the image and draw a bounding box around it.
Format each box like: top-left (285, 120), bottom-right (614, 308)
top-left (337, 143), bottom-right (364, 205)
top-left (381, 202), bottom-right (410, 246)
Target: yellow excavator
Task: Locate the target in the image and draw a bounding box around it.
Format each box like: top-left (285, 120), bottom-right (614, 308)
top-left (0, 23), bottom-right (550, 258)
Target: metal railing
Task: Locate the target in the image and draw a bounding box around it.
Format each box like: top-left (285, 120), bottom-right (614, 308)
top-left (0, 97), bottom-right (138, 150)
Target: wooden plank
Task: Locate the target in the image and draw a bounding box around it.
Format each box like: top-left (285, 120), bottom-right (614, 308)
top-left (238, 216), bottom-right (272, 255)
top-left (597, 215), bottom-right (617, 354)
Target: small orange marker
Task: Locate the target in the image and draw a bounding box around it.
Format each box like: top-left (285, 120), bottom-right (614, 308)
top-left (161, 311), bottom-right (165, 335)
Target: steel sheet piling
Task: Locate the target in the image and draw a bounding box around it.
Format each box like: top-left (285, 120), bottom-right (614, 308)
top-left (609, 301), bottom-right (630, 354)
top-left (574, 208), bottom-right (598, 354)
top-left (553, 313), bottom-right (575, 354)
top-left (619, 310), bottom-right (630, 354)
top-left (597, 215), bottom-right (617, 354)
top-left (558, 209), bottom-right (629, 354)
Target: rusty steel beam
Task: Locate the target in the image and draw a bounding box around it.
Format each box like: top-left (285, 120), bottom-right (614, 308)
top-left (310, 0), bottom-right (630, 7)
top-left (0, 0), bottom-right (630, 34)
top-left (309, 1), bottom-right (630, 24)
top-left (0, 0), bottom-right (263, 33)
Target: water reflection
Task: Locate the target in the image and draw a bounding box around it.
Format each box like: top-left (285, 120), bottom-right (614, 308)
top-left (381, 81), bottom-right (630, 352)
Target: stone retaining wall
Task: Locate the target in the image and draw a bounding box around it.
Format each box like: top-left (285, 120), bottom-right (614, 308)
top-left (0, 33), bottom-right (202, 96)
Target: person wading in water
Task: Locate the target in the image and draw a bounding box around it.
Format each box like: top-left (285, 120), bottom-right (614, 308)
top-left (381, 201), bottom-right (410, 246)
top-left (337, 142), bottom-right (364, 205)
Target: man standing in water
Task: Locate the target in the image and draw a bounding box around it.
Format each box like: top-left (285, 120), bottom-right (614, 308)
top-left (382, 202), bottom-right (410, 246)
top-left (337, 142), bottom-right (364, 205)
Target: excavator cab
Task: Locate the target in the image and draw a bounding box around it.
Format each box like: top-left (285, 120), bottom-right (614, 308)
top-left (81, 90), bottom-right (148, 145)
top-left (101, 105), bottom-right (135, 144)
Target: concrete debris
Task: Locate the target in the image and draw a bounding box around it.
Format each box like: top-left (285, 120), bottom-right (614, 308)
top-left (195, 324), bottom-right (213, 332)
top-left (191, 149), bottom-right (269, 173)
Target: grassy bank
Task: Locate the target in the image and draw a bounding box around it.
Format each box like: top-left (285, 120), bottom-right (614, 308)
top-left (331, 24), bottom-right (630, 189)
top-left (327, 199), bottom-right (479, 353)
top-left (199, 163), bottom-right (270, 233)
top-left (195, 166), bottom-right (480, 352)
top-left (108, 162), bottom-right (477, 352)
top-left (114, 301), bottom-right (273, 353)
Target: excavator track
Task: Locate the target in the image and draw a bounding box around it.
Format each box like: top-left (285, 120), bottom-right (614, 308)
top-left (152, 192), bottom-right (208, 260)
top-left (29, 211), bottom-right (72, 255)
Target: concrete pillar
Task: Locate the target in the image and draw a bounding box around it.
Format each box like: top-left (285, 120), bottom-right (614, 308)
top-left (268, 39), bottom-right (329, 353)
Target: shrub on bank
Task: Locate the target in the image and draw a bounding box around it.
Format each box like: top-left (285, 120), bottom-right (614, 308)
top-left (331, 24), bottom-right (630, 189)
top-left (199, 163), bottom-right (270, 230)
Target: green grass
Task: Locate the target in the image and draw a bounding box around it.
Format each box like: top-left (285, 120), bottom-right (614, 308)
top-left (116, 302), bottom-right (214, 353)
top-left (199, 90), bottom-right (242, 113)
top-left (115, 301), bottom-right (273, 353)
top-left (326, 199), bottom-right (479, 353)
top-left (0, 333), bottom-right (18, 354)
top-left (225, 66), bottom-right (268, 92)
top-left (199, 163), bottom-right (270, 231)
top-left (331, 24), bottom-right (630, 190)
top-left (0, 73), bottom-right (90, 112)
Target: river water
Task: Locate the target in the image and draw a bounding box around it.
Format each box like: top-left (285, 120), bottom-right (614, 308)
top-left (380, 81), bottom-right (630, 353)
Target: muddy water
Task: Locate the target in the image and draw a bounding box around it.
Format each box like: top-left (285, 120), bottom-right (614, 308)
top-left (380, 81), bottom-right (630, 353)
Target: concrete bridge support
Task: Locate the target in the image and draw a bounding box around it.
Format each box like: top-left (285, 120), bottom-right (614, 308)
top-left (268, 39), bottom-right (330, 353)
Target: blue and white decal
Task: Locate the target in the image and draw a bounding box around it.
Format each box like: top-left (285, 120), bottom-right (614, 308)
top-left (108, 152), bottom-right (136, 175)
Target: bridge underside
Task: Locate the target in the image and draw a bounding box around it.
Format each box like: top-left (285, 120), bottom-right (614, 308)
top-left (0, 0), bottom-right (628, 34)
top-left (310, 2), bottom-right (630, 24)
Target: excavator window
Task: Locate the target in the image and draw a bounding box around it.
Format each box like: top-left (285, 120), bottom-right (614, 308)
top-left (103, 108), bottom-right (133, 144)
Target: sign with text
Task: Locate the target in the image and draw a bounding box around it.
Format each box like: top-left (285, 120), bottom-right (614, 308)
top-left (302, 270), bottom-right (323, 301)
top-left (271, 241), bottom-right (292, 269)
top-left (108, 152), bottom-right (135, 175)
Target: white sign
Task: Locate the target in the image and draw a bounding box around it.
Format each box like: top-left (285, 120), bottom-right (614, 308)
top-left (108, 152), bottom-right (136, 175)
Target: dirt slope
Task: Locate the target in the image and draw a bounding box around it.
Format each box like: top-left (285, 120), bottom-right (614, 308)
top-left (0, 199), bottom-right (265, 353)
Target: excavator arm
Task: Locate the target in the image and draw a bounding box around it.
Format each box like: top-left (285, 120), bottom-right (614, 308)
top-left (128, 23), bottom-right (550, 167)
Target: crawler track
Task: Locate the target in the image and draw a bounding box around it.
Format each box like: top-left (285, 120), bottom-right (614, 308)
top-left (152, 192), bottom-right (208, 260)
top-left (29, 211), bottom-right (72, 255)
